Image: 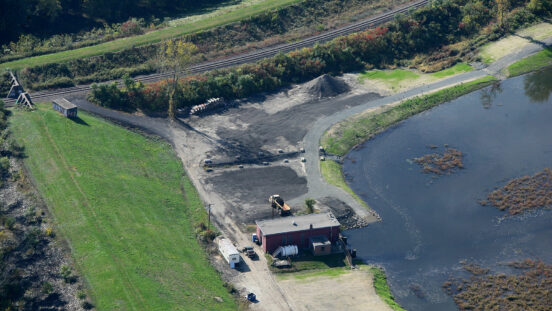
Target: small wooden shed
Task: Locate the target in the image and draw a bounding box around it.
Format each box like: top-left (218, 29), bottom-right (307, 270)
top-left (52, 98), bottom-right (77, 118)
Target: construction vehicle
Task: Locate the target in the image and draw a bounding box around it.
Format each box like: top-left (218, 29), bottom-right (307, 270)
top-left (269, 195), bottom-right (292, 216)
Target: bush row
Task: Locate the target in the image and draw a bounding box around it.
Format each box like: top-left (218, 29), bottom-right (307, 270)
top-left (0, 19), bottom-right (155, 64)
top-left (19, 46), bottom-right (159, 90)
top-left (90, 0), bottom-right (551, 114)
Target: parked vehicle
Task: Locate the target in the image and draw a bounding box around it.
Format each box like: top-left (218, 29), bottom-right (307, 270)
top-left (246, 292), bottom-right (256, 302)
top-left (252, 233), bottom-right (260, 244)
top-left (218, 238), bottom-right (240, 268)
top-left (242, 246), bottom-right (257, 259)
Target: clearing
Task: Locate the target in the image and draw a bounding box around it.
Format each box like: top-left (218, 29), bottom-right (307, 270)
top-left (479, 22), bottom-right (552, 64)
top-left (358, 64), bottom-right (473, 94)
top-left (9, 104), bottom-right (236, 310)
top-left (277, 267), bottom-right (393, 311)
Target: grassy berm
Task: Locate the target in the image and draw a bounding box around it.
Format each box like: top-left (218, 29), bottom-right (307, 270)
top-left (322, 75), bottom-right (498, 156)
top-left (9, 104), bottom-right (236, 310)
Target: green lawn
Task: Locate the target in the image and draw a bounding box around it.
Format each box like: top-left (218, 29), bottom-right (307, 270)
top-left (430, 63), bottom-right (473, 78)
top-left (9, 105), bottom-right (236, 310)
top-left (359, 69), bottom-right (420, 87)
top-left (506, 48), bottom-right (552, 77)
top-left (0, 0), bottom-right (301, 71)
top-left (320, 160), bottom-right (370, 209)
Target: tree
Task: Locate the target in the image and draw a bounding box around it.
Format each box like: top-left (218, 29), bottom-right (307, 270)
top-left (496, 0), bottom-right (510, 29)
top-left (158, 40), bottom-right (197, 120)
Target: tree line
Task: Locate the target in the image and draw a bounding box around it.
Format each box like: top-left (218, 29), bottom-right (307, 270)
top-left (0, 0), bottom-right (225, 44)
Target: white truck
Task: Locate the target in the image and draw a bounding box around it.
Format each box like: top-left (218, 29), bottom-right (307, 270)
top-left (218, 238), bottom-right (240, 268)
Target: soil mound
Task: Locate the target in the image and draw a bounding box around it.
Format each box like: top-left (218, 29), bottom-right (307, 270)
top-left (304, 74), bottom-right (350, 99)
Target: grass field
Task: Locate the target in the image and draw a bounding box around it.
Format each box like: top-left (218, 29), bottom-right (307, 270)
top-left (0, 0), bottom-right (301, 71)
top-left (430, 63), bottom-right (473, 78)
top-left (506, 47), bottom-right (552, 76)
top-left (359, 69), bottom-right (420, 87)
top-left (370, 267), bottom-right (405, 311)
top-left (320, 160), bottom-right (370, 209)
top-left (9, 105), bottom-right (236, 310)
top-left (322, 75), bottom-right (498, 156)
top-left (359, 64), bottom-right (473, 92)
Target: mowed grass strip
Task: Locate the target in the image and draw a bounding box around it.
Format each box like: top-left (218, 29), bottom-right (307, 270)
top-left (9, 105), bottom-right (236, 310)
top-left (0, 0), bottom-right (301, 71)
top-left (320, 160), bottom-right (370, 210)
top-left (370, 267), bottom-right (405, 311)
top-left (506, 47), bottom-right (552, 77)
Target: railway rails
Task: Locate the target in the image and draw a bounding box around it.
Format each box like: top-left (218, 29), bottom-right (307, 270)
top-left (3, 0), bottom-right (428, 106)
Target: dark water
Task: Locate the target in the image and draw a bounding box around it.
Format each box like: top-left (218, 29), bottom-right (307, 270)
top-left (343, 69), bottom-right (552, 311)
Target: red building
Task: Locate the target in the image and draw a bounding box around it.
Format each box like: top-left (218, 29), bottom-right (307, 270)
top-left (256, 212), bottom-right (341, 254)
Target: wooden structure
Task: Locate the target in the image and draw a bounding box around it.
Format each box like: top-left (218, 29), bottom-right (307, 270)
top-left (7, 72), bottom-right (24, 99)
top-left (256, 212), bottom-right (340, 254)
top-left (16, 92), bottom-right (33, 109)
top-left (52, 98), bottom-right (77, 118)
top-left (309, 236), bottom-right (332, 256)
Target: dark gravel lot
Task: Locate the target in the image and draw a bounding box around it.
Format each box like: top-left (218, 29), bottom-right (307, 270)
top-left (215, 92), bottom-right (382, 156)
top-left (206, 166), bottom-right (307, 223)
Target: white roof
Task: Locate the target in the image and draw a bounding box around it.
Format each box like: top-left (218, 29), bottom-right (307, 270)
top-left (53, 98), bottom-right (77, 110)
top-left (256, 212), bottom-right (340, 236)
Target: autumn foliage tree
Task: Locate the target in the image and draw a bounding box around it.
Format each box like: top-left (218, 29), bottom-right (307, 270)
top-left (158, 40), bottom-right (198, 119)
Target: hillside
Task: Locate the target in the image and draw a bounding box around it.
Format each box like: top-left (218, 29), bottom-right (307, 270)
top-left (9, 105), bottom-right (236, 310)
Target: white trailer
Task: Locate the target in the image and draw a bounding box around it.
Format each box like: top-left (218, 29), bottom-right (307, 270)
top-left (218, 238), bottom-right (240, 268)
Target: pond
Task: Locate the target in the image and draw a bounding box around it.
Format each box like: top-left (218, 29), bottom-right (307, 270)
top-left (343, 68), bottom-right (552, 310)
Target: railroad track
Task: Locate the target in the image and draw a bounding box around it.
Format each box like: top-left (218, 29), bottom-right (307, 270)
top-left (3, 0), bottom-right (428, 106)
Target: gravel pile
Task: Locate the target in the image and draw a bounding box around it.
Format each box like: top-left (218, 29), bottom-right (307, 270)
top-left (303, 74), bottom-right (350, 99)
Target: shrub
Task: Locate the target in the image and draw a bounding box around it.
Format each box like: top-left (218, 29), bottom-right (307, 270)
top-left (0, 157), bottom-right (9, 177)
top-left (41, 282), bottom-right (53, 295)
top-left (60, 265), bottom-right (77, 283)
top-left (89, 82), bottom-right (132, 111)
top-left (121, 20), bottom-right (144, 36)
top-left (44, 227), bottom-right (55, 237)
top-left (77, 290), bottom-right (87, 300)
top-left (305, 198), bottom-right (316, 213)
top-left (82, 301), bottom-right (94, 310)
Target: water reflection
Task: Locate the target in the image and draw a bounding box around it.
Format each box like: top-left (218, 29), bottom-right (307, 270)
top-left (524, 67), bottom-right (552, 103)
top-left (480, 82), bottom-right (502, 109)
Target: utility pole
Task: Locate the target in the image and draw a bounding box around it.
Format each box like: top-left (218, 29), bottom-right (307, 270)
top-left (207, 203), bottom-right (213, 231)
